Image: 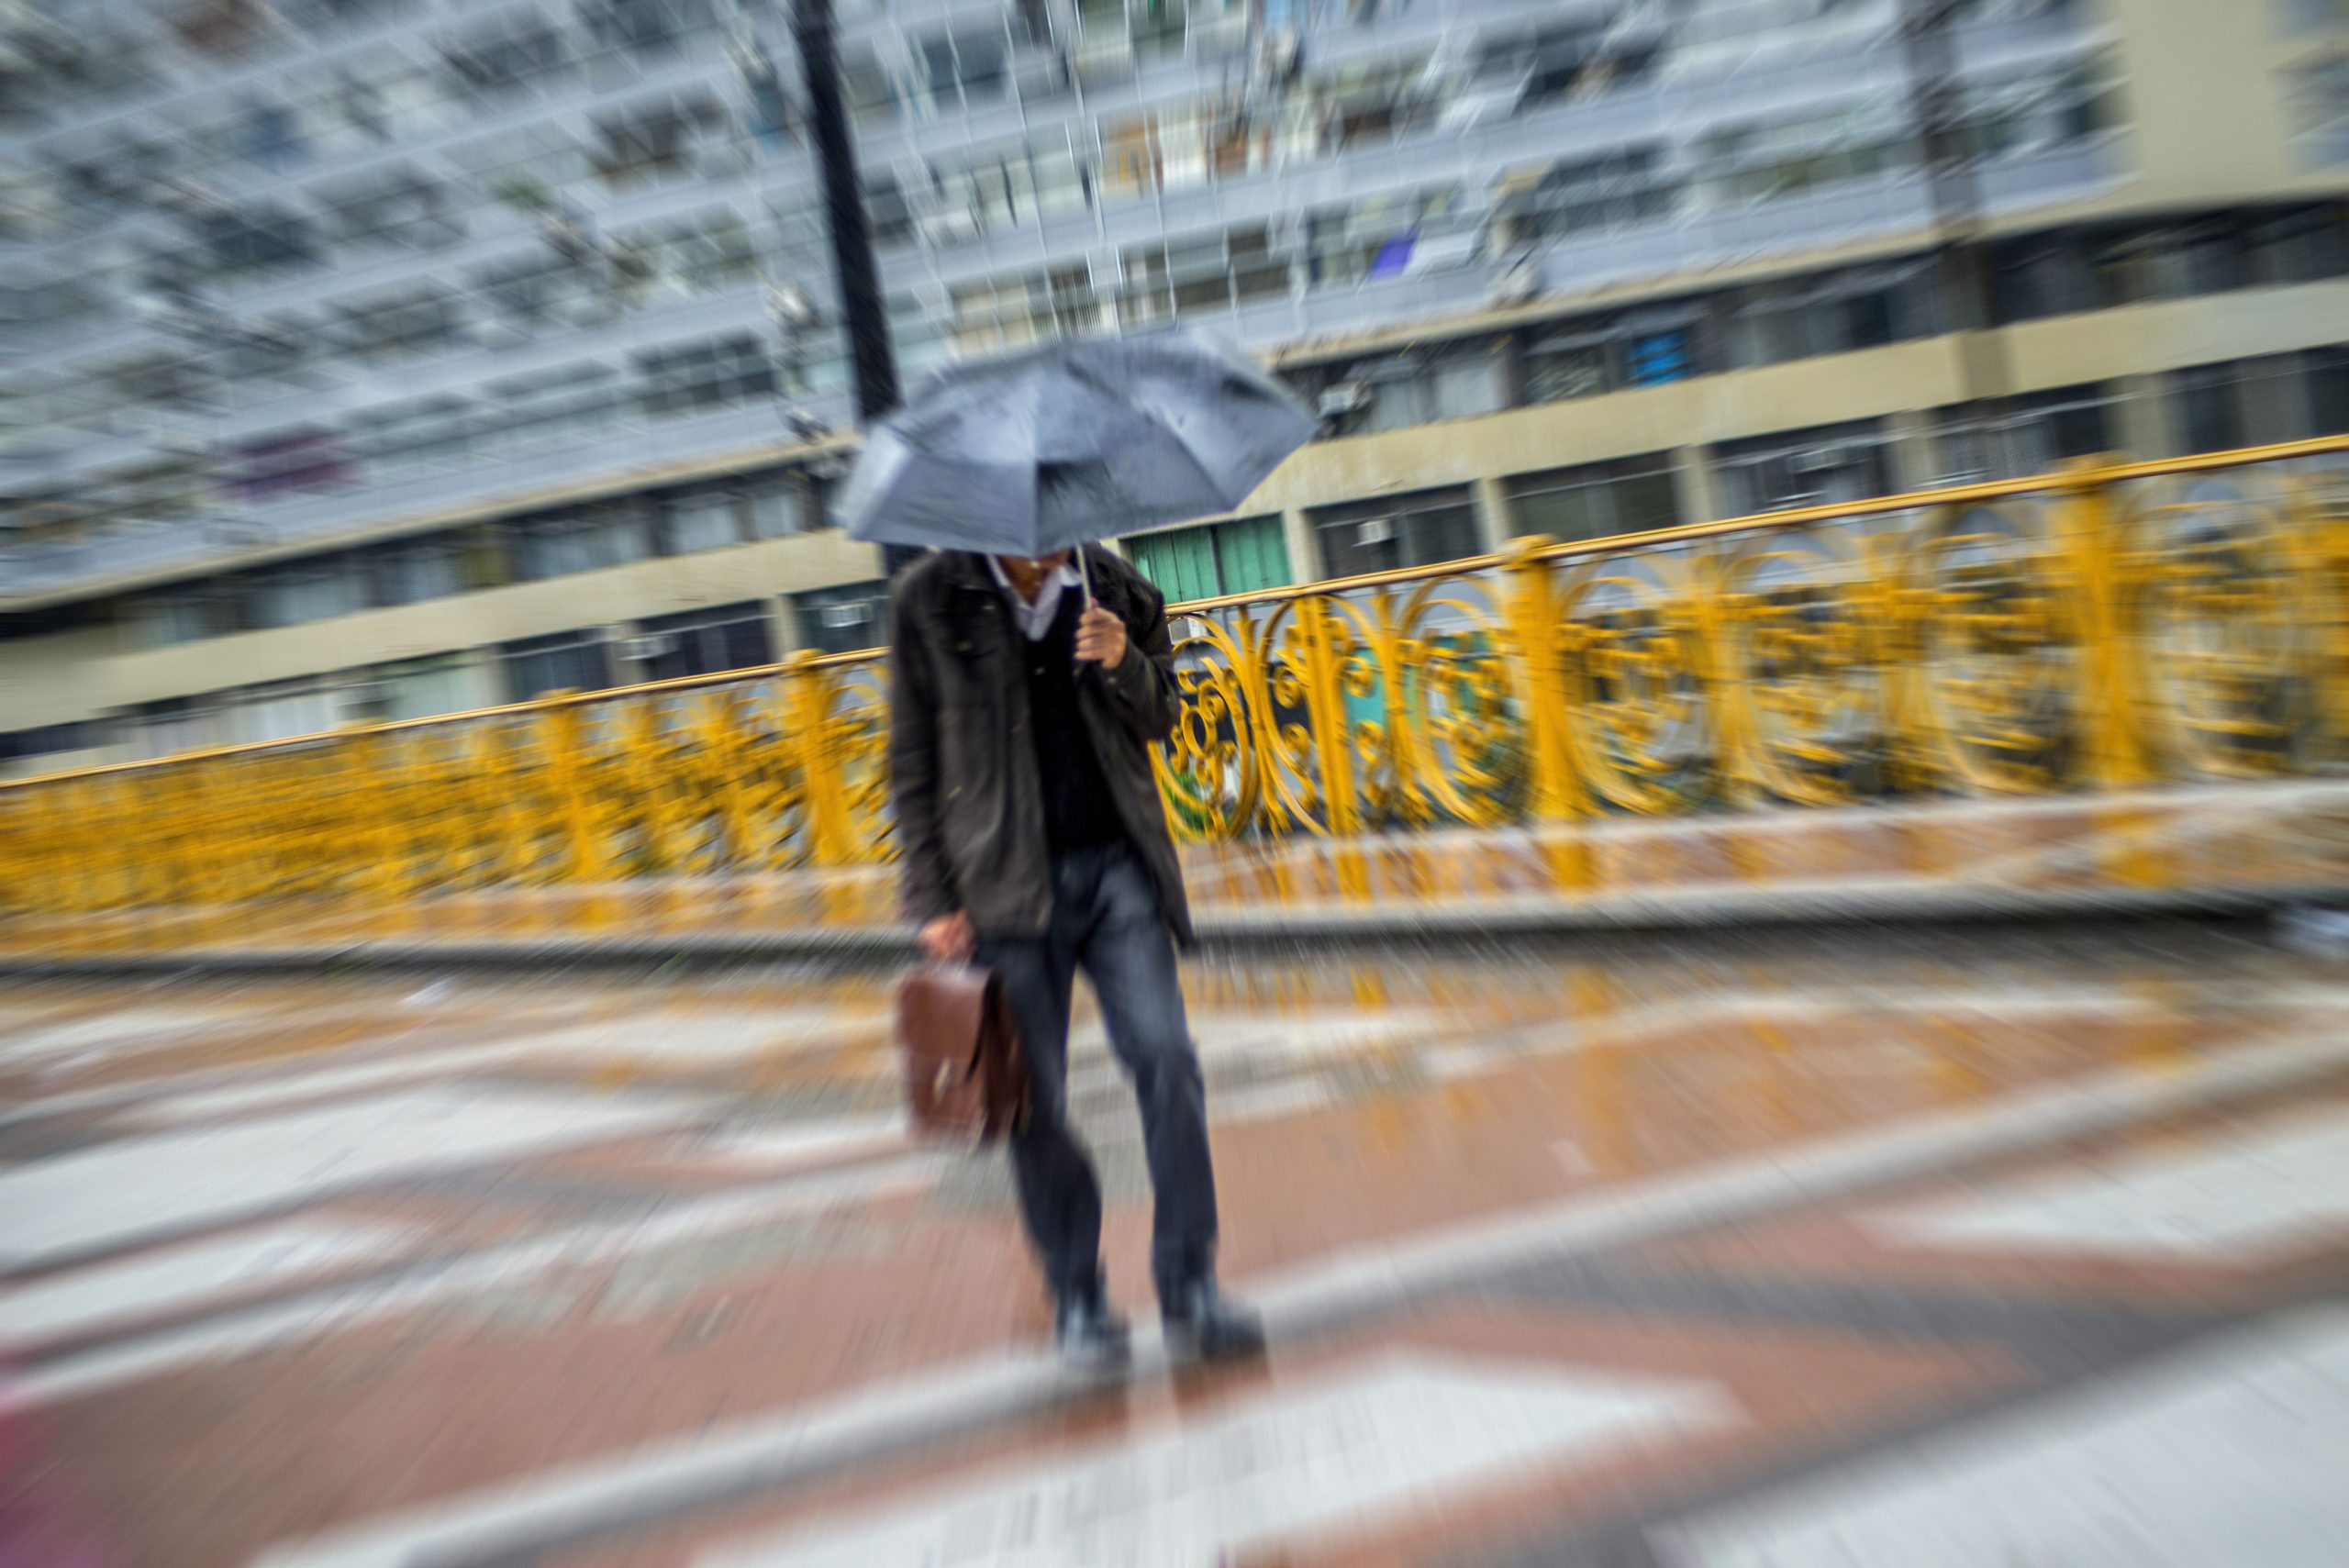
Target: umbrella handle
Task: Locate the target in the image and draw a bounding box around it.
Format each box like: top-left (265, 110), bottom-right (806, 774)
top-left (1076, 545), bottom-right (1094, 607)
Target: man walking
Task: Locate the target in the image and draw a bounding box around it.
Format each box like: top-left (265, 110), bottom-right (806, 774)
top-left (887, 545), bottom-right (1264, 1372)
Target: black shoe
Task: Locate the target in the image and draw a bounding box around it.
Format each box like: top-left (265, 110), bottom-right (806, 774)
top-left (1163, 1278), bottom-right (1266, 1365)
top-left (1053, 1287), bottom-right (1131, 1376)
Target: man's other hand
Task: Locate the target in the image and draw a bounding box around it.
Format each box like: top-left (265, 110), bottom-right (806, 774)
top-left (919, 911), bottom-right (975, 963)
top-left (1075, 605), bottom-right (1127, 667)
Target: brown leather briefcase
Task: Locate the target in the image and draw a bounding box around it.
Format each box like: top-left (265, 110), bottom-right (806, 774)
top-left (896, 965), bottom-right (1030, 1144)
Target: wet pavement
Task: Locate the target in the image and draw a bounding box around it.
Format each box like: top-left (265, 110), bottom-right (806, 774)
top-left (3, 926), bottom-right (2347, 1567)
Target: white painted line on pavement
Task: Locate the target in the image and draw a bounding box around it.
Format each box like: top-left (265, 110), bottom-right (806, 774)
top-left (701, 1353), bottom-right (1734, 1568)
top-left (1871, 1103), bottom-right (2349, 1263)
top-left (679, 1116), bottom-right (912, 1172)
top-left (17, 1153), bottom-right (951, 1407)
top-left (1654, 1307), bottom-right (2349, 1568)
top-left (0, 1084), bottom-right (699, 1270)
top-left (247, 1025), bottom-right (2349, 1568)
top-left (0, 1221), bottom-right (408, 1347)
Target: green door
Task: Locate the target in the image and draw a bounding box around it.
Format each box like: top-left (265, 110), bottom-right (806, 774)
top-left (1212, 515), bottom-right (1289, 595)
top-left (1125, 517), bottom-right (1290, 602)
top-left (1126, 527), bottom-right (1222, 602)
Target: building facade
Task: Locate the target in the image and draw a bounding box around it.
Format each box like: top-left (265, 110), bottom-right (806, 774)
top-left (2, 0), bottom-right (2344, 776)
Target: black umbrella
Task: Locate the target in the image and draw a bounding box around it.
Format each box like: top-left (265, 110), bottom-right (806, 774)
top-left (840, 329), bottom-right (1313, 597)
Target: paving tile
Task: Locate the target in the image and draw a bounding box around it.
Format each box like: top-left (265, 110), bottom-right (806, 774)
top-left (2, 940), bottom-right (2343, 1568)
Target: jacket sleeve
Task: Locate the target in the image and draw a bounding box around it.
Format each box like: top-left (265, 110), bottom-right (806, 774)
top-left (1098, 574), bottom-right (1183, 744)
top-left (885, 583), bottom-right (958, 923)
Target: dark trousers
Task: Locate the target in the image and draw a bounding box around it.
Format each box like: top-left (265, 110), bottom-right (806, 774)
top-left (975, 842), bottom-right (1219, 1307)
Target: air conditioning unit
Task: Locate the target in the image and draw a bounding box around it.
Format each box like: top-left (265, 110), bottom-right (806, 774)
top-left (1356, 517), bottom-right (1395, 546)
top-left (1317, 382), bottom-right (1371, 417)
top-left (622, 633), bottom-right (679, 662)
top-left (820, 600), bottom-right (872, 629)
top-left (1491, 253), bottom-right (1542, 306)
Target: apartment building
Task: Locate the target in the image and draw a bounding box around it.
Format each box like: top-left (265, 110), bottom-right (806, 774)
top-left (2, 0), bottom-right (2344, 776)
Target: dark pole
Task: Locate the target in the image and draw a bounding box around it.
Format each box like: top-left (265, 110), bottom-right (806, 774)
top-left (1898, 0), bottom-right (2012, 464)
top-left (791, 0), bottom-right (920, 575)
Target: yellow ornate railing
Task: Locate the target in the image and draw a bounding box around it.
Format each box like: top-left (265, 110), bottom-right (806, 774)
top-left (3, 438), bottom-right (2344, 922)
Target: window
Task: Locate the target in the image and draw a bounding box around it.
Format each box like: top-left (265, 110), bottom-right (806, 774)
top-left (1495, 147), bottom-right (1678, 244)
top-left (362, 654), bottom-right (492, 723)
top-left (628, 602), bottom-right (775, 681)
top-left (651, 210), bottom-right (756, 294)
top-left (746, 471), bottom-right (819, 539)
top-left (440, 17), bottom-right (571, 106)
top-left (1523, 335), bottom-right (1612, 404)
top-left (592, 93), bottom-right (740, 192)
top-left (499, 628), bottom-right (615, 701)
top-left (2247, 206), bottom-right (2349, 285)
top-left (659, 489), bottom-right (744, 554)
top-left (236, 95), bottom-right (308, 169)
top-left (1300, 186), bottom-right (1472, 290)
top-left (232, 678), bottom-right (344, 743)
top-left (334, 286), bottom-right (464, 365)
top-left (1995, 232), bottom-right (2098, 320)
top-left (0, 722), bottom-right (101, 769)
top-left (199, 205), bottom-right (320, 281)
top-left (228, 428), bottom-right (351, 502)
top-left (365, 533), bottom-right (467, 606)
top-left (1504, 456), bottom-right (1682, 543)
top-left (1308, 341), bottom-right (1508, 437)
top-left (1122, 516), bottom-right (1290, 601)
top-left (1310, 488), bottom-right (1484, 578)
top-left (2309, 346), bottom-right (2349, 437)
top-left (130, 579), bottom-right (240, 648)
top-left (792, 582), bottom-right (889, 655)
top-left (636, 335), bottom-right (774, 418)
top-left (578, 0), bottom-right (713, 57)
top-left (1727, 265), bottom-right (1933, 368)
top-left (128, 696), bottom-right (228, 760)
top-left (1933, 384), bottom-right (2116, 482)
top-left (2171, 362), bottom-right (2246, 454)
top-left (321, 167), bottom-right (461, 252)
top-left (839, 49), bottom-right (904, 128)
top-left (507, 503), bottom-right (651, 581)
top-left (1714, 421), bottom-right (1897, 515)
top-left (249, 556), bottom-right (368, 630)
top-left (912, 24), bottom-right (1010, 117)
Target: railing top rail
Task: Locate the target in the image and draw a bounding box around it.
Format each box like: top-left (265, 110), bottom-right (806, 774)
top-left (5, 435), bottom-right (2343, 795)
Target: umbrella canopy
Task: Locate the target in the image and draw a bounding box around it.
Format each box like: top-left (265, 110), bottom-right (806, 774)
top-left (839, 330), bottom-right (1314, 558)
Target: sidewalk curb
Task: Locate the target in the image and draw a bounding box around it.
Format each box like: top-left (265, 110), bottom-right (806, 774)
top-left (5, 881), bottom-right (2342, 978)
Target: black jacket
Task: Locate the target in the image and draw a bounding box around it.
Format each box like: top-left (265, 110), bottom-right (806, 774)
top-left (886, 547), bottom-right (1192, 943)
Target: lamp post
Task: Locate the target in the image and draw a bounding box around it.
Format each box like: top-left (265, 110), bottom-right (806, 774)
top-left (790, 0), bottom-right (921, 575)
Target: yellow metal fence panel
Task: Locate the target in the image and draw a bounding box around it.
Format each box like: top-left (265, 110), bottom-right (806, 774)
top-left (3, 440), bottom-right (2344, 920)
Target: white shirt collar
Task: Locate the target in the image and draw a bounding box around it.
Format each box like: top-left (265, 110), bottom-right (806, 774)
top-left (986, 556), bottom-right (1082, 642)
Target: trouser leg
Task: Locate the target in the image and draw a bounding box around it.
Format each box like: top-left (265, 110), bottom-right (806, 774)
top-left (1077, 848), bottom-right (1219, 1305)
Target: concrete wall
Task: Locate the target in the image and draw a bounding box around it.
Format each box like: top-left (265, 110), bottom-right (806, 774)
top-left (2098, 0), bottom-right (2318, 210)
top-left (2, 529), bottom-right (880, 732)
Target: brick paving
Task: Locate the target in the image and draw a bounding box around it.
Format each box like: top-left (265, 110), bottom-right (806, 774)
top-left (2, 932), bottom-right (2346, 1568)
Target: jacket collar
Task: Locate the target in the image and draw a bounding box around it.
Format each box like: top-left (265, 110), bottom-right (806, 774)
top-left (942, 546), bottom-right (1121, 597)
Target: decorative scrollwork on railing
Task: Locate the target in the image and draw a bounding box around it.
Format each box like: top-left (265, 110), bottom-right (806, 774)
top-left (1160, 606), bottom-right (1265, 840)
top-left (1719, 526), bottom-right (1891, 806)
top-left (2, 441), bottom-right (2343, 923)
top-left (1558, 548), bottom-right (1712, 815)
top-left (1912, 501), bottom-right (2077, 793)
top-left (2132, 473), bottom-right (2318, 779)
